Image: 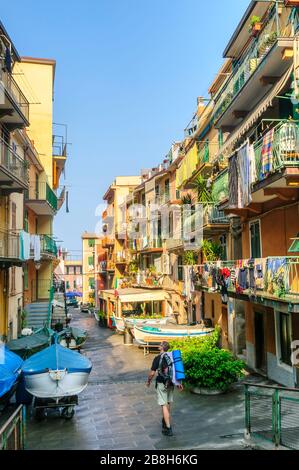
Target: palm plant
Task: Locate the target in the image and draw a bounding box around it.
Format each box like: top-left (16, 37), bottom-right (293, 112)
top-left (192, 175), bottom-right (214, 206)
top-left (181, 193), bottom-right (194, 205)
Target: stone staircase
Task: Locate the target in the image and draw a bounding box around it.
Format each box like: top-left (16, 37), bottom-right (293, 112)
top-left (24, 302), bottom-right (50, 330)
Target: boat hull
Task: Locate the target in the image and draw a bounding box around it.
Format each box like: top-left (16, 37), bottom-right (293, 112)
top-left (133, 326), bottom-right (214, 344)
top-left (24, 370), bottom-right (90, 399)
top-left (113, 316), bottom-right (126, 333)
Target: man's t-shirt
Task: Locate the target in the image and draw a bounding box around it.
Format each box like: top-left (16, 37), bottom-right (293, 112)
top-left (151, 354), bottom-right (165, 383)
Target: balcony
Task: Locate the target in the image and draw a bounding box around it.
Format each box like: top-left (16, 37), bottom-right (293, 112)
top-left (193, 257), bottom-right (299, 309)
top-left (155, 192), bottom-right (170, 206)
top-left (0, 70), bottom-right (29, 127)
top-left (0, 138), bottom-right (28, 191)
top-left (40, 235), bottom-right (58, 259)
top-left (213, 9), bottom-right (294, 130)
top-left (114, 251), bottom-right (127, 264)
top-left (165, 236), bottom-right (183, 251)
top-left (25, 181), bottom-right (58, 215)
top-left (202, 205), bottom-right (230, 234)
top-left (252, 120), bottom-right (299, 193)
top-left (0, 229), bottom-right (21, 264)
top-left (212, 169), bottom-right (229, 205)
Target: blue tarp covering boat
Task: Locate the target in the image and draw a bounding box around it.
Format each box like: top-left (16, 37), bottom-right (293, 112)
top-left (0, 346), bottom-right (23, 405)
top-left (22, 343), bottom-right (92, 376)
top-left (22, 343), bottom-right (92, 399)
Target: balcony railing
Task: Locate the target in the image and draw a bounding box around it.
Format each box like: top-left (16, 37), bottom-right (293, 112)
top-left (1, 70), bottom-right (29, 122)
top-left (27, 181), bottom-right (58, 211)
top-left (212, 169), bottom-right (229, 203)
top-left (198, 143), bottom-right (209, 164)
top-left (213, 8), bottom-right (293, 123)
top-left (155, 192), bottom-right (170, 206)
top-left (0, 139), bottom-right (28, 186)
top-left (193, 257), bottom-right (299, 302)
top-left (40, 235), bottom-right (58, 257)
top-left (0, 229), bottom-right (20, 260)
top-left (203, 204), bottom-right (229, 225)
top-left (253, 120), bottom-right (299, 183)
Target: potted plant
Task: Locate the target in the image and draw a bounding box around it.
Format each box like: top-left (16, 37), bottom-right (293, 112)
top-left (249, 16), bottom-right (262, 36)
top-left (201, 240), bottom-right (223, 262)
top-left (169, 330), bottom-right (245, 395)
top-left (183, 250), bottom-right (198, 266)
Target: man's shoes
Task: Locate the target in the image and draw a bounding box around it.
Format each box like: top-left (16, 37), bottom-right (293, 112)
top-left (162, 418), bottom-right (167, 430)
top-left (163, 426), bottom-right (173, 437)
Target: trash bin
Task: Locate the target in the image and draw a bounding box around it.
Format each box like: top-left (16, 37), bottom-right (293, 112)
top-left (124, 328), bottom-right (133, 346)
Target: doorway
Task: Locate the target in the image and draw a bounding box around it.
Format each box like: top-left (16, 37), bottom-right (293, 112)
top-left (255, 311), bottom-right (266, 372)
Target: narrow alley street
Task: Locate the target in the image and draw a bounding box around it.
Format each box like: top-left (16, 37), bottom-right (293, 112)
top-left (26, 309), bottom-right (249, 451)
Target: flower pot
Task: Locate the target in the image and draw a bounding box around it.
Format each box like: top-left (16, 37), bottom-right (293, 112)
top-left (190, 386), bottom-right (228, 396)
top-left (251, 23), bottom-right (262, 37)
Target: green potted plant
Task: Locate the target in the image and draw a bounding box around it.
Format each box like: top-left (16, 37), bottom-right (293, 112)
top-left (169, 329), bottom-right (245, 394)
top-left (183, 250), bottom-right (198, 266)
top-left (201, 240), bottom-right (223, 261)
top-left (249, 15), bottom-right (262, 36)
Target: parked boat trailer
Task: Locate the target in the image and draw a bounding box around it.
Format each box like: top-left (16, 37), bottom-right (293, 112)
top-left (30, 395), bottom-right (78, 421)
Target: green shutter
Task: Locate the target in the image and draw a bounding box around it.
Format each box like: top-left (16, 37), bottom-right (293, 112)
top-left (66, 281), bottom-right (70, 289)
top-left (88, 239), bottom-right (95, 247)
top-left (89, 277), bottom-right (95, 289)
top-left (24, 265), bottom-right (28, 290)
top-left (88, 256), bottom-right (94, 266)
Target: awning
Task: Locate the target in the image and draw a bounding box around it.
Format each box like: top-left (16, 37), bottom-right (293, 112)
top-left (99, 288), bottom-right (169, 303)
top-left (217, 66), bottom-right (293, 158)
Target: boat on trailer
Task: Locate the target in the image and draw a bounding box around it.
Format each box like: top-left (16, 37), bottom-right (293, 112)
top-left (133, 324), bottom-right (214, 344)
top-left (0, 347), bottom-right (23, 410)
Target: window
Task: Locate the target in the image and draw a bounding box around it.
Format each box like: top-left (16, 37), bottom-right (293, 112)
top-left (75, 266), bottom-right (82, 275)
top-left (89, 278), bottom-right (95, 289)
top-left (88, 239), bottom-right (95, 247)
top-left (24, 210), bottom-right (29, 233)
top-left (218, 129), bottom-right (223, 149)
top-left (24, 265), bottom-right (28, 290)
top-left (66, 281), bottom-right (70, 289)
top-left (68, 266), bottom-right (75, 275)
top-left (279, 313), bottom-right (292, 366)
top-left (11, 202), bottom-right (16, 230)
top-left (11, 267), bottom-right (16, 293)
top-left (155, 185), bottom-right (160, 197)
top-left (88, 256), bottom-right (94, 267)
top-left (165, 179), bottom-right (170, 199)
top-left (73, 280), bottom-right (77, 289)
top-left (177, 255), bottom-right (184, 282)
top-left (220, 235), bottom-right (227, 261)
top-left (250, 221), bottom-right (261, 259)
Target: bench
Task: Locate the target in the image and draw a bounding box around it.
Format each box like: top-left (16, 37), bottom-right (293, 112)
top-left (140, 336), bottom-right (175, 356)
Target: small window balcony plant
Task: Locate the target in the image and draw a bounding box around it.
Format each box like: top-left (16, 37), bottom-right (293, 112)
top-left (249, 16), bottom-right (262, 36)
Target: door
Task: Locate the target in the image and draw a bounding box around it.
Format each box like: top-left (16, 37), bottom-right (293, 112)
top-left (255, 311), bottom-right (266, 372)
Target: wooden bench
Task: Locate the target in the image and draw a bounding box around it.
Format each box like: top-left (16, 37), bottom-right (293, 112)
top-left (140, 336), bottom-right (176, 356)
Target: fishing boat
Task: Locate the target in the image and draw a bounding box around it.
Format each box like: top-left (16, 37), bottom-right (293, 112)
top-left (113, 315), bottom-right (126, 333)
top-left (6, 327), bottom-right (53, 359)
top-left (133, 324), bottom-right (214, 344)
top-left (0, 346), bottom-right (23, 410)
top-left (113, 315), bottom-right (168, 334)
top-left (22, 342), bottom-right (92, 400)
top-left (57, 327), bottom-right (87, 350)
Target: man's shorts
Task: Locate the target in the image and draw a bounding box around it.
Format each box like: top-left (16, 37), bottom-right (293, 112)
top-left (156, 382), bottom-right (174, 406)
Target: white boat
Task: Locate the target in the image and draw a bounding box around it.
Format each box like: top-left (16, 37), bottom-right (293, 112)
top-left (133, 324), bottom-right (214, 344)
top-left (113, 315), bottom-right (167, 334)
top-left (22, 343), bottom-right (92, 399)
top-left (113, 315), bottom-right (126, 333)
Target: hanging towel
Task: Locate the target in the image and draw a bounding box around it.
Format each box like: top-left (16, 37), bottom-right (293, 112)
top-left (237, 142), bottom-right (251, 208)
top-left (34, 235), bottom-right (41, 261)
top-left (21, 231), bottom-right (31, 260)
top-left (249, 144), bottom-right (257, 185)
top-left (261, 129), bottom-right (274, 179)
top-left (228, 153), bottom-right (238, 208)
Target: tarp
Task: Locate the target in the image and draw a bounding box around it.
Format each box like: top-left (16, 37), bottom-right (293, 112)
top-left (0, 347), bottom-right (23, 399)
top-left (22, 343), bottom-right (92, 376)
top-left (7, 329), bottom-right (52, 359)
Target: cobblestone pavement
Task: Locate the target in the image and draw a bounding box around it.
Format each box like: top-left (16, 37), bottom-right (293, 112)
top-left (26, 309), bottom-right (251, 450)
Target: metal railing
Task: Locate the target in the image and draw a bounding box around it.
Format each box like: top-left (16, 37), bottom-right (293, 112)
top-left (193, 257), bottom-right (299, 300)
top-left (0, 138), bottom-right (28, 185)
top-left (203, 204), bottom-right (229, 225)
top-left (245, 383), bottom-right (299, 450)
top-left (198, 143), bottom-right (209, 164)
top-left (0, 70), bottom-right (30, 122)
top-left (213, 8), bottom-right (293, 123)
top-left (27, 181), bottom-right (58, 211)
top-left (254, 120), bottom-right (299, 182)
top-left (0, 229), bottom-right (20, 259)
top-left (155, 192), bottom-right (170, 206)
top-left (47, 284), bottom-right (55, 327)
top-left (212, 169), bottom-right (229, 203)
top-left (0, 405), bottom-right (26, 450)
top-left (40, 235), bottom-right (58, 257)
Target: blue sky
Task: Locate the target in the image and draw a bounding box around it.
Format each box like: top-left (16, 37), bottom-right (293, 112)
top-left (2, 0), bottom-right (249, 254)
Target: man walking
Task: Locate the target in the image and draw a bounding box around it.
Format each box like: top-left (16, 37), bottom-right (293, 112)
top-left (146, 341), bottom-right (183, 436)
